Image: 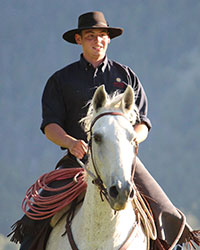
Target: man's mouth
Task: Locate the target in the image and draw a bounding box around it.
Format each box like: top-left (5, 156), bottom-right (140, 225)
top-left (93, 46), bottom-right (103, 51)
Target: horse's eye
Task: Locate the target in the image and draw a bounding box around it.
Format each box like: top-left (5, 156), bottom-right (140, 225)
top-left (93, 133), bottom-right (102, 144)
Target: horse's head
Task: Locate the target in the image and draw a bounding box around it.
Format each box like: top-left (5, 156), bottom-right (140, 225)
top-left (82, 85), bottom-right (139, 211)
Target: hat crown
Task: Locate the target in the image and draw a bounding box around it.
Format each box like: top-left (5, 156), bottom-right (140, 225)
top-left (78, 11), bottom-right (109, 29)
top-left (62, 11), bottom-right (123, 43)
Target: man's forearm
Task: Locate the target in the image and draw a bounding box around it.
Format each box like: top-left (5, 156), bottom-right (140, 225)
top-left (44, 123), bottom-right (76, 148)
top-left (44, 123), bottom-right (87, 159)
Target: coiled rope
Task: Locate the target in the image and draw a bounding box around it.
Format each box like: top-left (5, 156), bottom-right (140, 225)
top-left (22, 168), bottom-right (87, 220)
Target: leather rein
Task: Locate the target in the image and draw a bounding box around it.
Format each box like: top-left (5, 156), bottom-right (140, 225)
top-left (66, 111), bottom-right (139, 250)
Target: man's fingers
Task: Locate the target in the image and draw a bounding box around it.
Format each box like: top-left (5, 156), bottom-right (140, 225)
top-left (70, 140), bottom-right (88, 159)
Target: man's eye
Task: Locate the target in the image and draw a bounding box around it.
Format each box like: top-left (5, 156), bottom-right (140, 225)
top-left (87, 35), bottom-right (94, 39)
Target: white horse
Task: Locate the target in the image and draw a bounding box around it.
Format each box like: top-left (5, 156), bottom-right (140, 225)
top-left (46, 85), bottom-right (156, 250)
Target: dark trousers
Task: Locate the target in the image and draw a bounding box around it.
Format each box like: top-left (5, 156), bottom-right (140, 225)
top-left (20, 235), bottom-right (34, 250)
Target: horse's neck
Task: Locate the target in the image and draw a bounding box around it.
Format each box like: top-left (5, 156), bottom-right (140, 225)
top-left (72, 174), bottom-right (136, 249)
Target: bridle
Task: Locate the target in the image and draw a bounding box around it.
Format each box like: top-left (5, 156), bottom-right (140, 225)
top-left (77, 111), bottom-right (138, 203)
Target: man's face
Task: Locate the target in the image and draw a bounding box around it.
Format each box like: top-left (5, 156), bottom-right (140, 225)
top-left (75, 29), bottom-right (110, 63)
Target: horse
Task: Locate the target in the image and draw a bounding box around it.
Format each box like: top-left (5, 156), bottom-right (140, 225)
top-left (46, 85), bottom-right (156, 250)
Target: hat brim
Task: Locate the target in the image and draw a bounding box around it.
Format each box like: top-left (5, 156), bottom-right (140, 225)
top-left (62, 26), bottom-right (123, 44)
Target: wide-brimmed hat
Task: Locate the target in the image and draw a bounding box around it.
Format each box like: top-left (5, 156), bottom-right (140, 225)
top-left (62, 11), bottom-right (123, 44)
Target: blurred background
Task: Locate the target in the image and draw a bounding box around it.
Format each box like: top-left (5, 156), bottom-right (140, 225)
top-left (1, 0), bottom-right (200, 249)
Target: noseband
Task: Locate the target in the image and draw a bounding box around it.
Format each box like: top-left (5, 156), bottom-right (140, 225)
top-left (77, 111), bottom-right (138, 203)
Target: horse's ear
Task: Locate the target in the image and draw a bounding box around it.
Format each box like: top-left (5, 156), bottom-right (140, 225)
top-left (121, 85), bottom-right (135, 112)
top-left (93, 85), bottom-right (107, 112)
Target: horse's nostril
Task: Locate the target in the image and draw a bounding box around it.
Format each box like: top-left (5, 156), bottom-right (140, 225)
top-left (109, 186), bottom-right (119, 198)
top-left (129, 189), bottom-right (135, 199)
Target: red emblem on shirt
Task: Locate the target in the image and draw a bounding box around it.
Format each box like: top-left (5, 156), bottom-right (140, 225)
top-left (113, 78), bottom-right (125, 88)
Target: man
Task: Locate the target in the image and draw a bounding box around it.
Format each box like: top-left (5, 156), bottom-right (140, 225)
top-left (42, 12), bottom-right (150, 164)
top-left (10, 11), bottom-right (198, 250)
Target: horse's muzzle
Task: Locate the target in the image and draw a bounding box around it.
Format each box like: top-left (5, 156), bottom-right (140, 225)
top-left (108, 180), bottom-right (135, 211)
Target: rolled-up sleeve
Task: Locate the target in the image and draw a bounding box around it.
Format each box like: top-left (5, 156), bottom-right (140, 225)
top-left (129, 69), bottom-right (152, 130)
top-left (40, 73), bottom-right (67, 134)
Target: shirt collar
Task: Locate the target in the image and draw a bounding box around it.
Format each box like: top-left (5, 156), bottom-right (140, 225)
top-left (79, 54), bottom-right (108, 72)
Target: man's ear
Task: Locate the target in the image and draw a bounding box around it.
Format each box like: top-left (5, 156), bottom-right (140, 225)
top-left (75, 33), bottom-right (82, 45)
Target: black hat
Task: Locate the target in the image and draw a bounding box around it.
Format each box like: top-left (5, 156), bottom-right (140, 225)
top-left (63, 11), bottom-right (123, 44)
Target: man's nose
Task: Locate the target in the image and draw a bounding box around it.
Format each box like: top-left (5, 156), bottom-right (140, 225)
top-left (95, 35), bottom-right (103, 42)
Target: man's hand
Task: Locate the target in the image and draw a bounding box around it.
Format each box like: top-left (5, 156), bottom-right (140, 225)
top-left (68, 139), bottom-right (88, 159)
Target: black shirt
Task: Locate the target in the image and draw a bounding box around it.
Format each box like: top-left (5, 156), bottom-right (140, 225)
top-left (40, 54), bottom-right (151, 145)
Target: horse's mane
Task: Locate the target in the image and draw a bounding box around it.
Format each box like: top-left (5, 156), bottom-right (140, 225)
top-left (81, 90), bottom-right (139, 133)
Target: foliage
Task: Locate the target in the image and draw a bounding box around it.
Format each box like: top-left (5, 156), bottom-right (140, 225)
top-left (0, 235), bottom-right (18, 250)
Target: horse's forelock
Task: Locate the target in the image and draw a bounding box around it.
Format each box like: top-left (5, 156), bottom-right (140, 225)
top-left (80, 90), bottom-right (138, 134)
